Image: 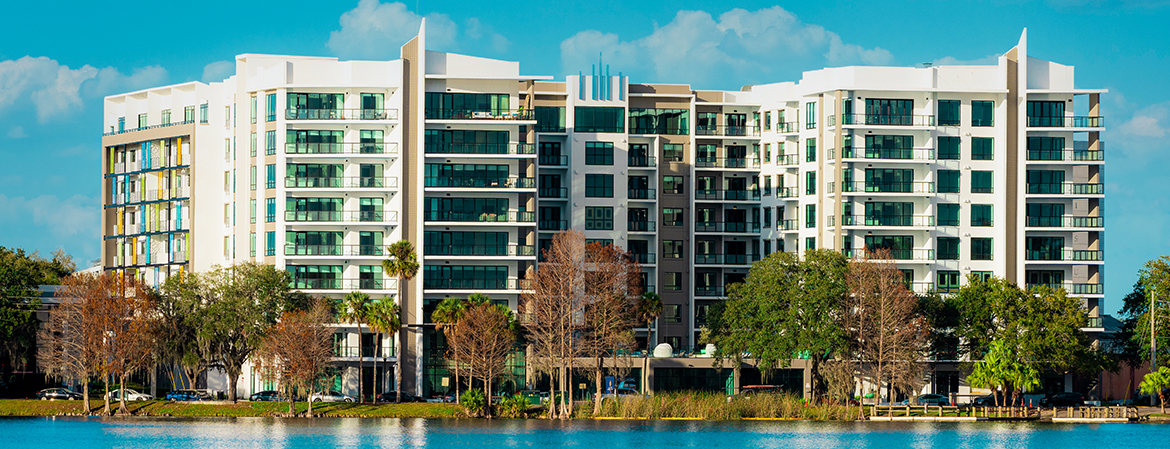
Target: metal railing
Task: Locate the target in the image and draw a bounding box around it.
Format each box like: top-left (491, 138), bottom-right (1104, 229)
top-left (776, 219), bottom-right (798, 231)
top-left (695, 125), bottom-right (761, 137)
top-left (286, 108), bottom-right (399, 121)
top-left (694, 254), bottom-right (761, 265)
top-left (285, 142), bottom-right (399, 155)
top-left (539, 187), bottom-right (568, 198)
top-left (333, 344), bottom-right (394, 358)
top-left (694, 189), bottom-right (761, 201)
top-left (775, 122), bottom-right (798, 133)
top-left (776, 187), bottom-right (797, 198)
top-left (838, 147), bottom-right (936, 161)
top-left (1026, 283), bottom-right (1104, 295)
top-left (423, 278), bottom-right (532, 290)
top-left (832, 114), bottom-right (936, 127)
top-left (776, 154), bottom-right (798, 166)
top-left (695, 222), bottom-right (761, 233)
top-left (630, 253), bottom-right (656, 264)
top-left (292, 278), bottom-right (399, 290)
top-left (695, 157), bottom-right (762, 169)
top-left (285, 244), bottom-right (385, 256)
top-left (424, 142), bottom-right (536, 155)
top-left (103, 120), bottom-right (195, 136)
top-left (1027, 116), bottom-right (1104, 128)
top-left (628, 221), bottom-right (656, 232)
top-left (424, 211), bottom-right (536, 223)
top-left (1025, 216), bottom-right (1105, 228)
top-left (424, 244), bottom-right (535, 257)
top-left (1026, 149), bottom-right (1105, 162)
top-left (1025, 249), bottom-right (1105, 261)
top-left (628, 156), bottom-right (657, 167)
top-left (834, 181), bottom-right (936, 194)
top-left (628, 188), bottom-right (657, 200)
top-left (1027, 182), bottom-right (1105, 195)
top-left (285, 177), bottom-right (399, 189)
top-left (424, 177), bottom-right (535, 189)
top-left (841, 248), bottom-right (935, 261)
top-left (539, 155), bottom-right (569, 166)
top-left (629, 126), bottom-right (689, 135)
top-left (539, 220), bottom-right (568, 230)
top-left (831, 215), bottom-right (936, 227)
top-left (694, 286), bottom-right (726, 297)
top-left (425, 108), bottom-right (535, 120)
top-left (284, 210), bottom-right (399, 223)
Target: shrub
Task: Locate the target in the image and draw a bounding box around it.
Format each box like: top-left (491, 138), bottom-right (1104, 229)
top-left (495, 394), bottom-right (529, 418)
top-left (459, 389), bottom-right (486, 417)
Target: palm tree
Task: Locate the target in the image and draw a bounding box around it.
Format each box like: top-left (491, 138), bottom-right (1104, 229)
top-left (340, 291), bottom-right (372, 402)
top-left (635, 291), bottom-right (663, 394)
top-left (365, 299), bottom-right (401, 400)
top-left (383, 240), bottom-right (419, 403)
top-left (433, 297), bottom-right (467, 401)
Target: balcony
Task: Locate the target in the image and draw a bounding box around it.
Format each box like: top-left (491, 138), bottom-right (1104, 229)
top-left (539, 155), bottom-right (569, 166)
top-left (1026, 249), bottom-right (1105, 262)
top-left (695, 189), bottom-right (761, 201)
top-left (1026, 283), bottom-right (1104, 295)
top-left (539, 187), bottom-right (568, 199)
top-left (695, 286), bottom-right (726, 297)
top-left (1026, 148), bottom-right (1105, 162)
top-left (333, 344), bottom-right (394, 359)
top-left (286, 108), bottom-right (399, 121)
top-left (628, 156), bottom-right (657, 168)
top-left (103, 119), bottom-right (195, 136)
top-left (694, 254), bottom-right (761, 265)
top-left (835, 147), bottom-right (935, 161)
top-left (425, 108), bottom-right (535, 121)
top-left (284, 210), bottom-right (399, 224)
top-left (1026, 182), bottom-right (1105, 195)
top-left (628, 188), bottom-right (657, 200)
top-left (842, 248), bottom-right (935, 262)
top-left (628, 221), bottom-right (656, 232)
top-left (1025, 216), bottom-right (1104, 228)
top-left (776, 219), bottom-right (798, 231)
top-left (424, 142), bottom-right (536, 156)
top-left (833, 215), bottom-right (935, 227)
top-left (630, 253), bottom-right (657, 264)
top-left (285, 142), bottom-right (399, 156)
top-left (1084, 316), bottom-right (1104, 329)
top-left (424, 211), bottom-right (536, 223)
top-left (831, 114), bottom-right (935, 127)
top-left (285, 177), bottom-right (399, 189)
top-left (696, 125), bottom-right (761, 137)
top-left (284, 244), bottom-right (385, 257)
top-left (423, 278), bottom-right (532, 290)
top-left (538, 220), bottom-right (569, 231)
top-left (424, 177), bottom-right (536, 189)
top-left (424, 244), bottom-right (536, 257)
top-left (775, 154), bottom-right (798, 166)
top-left (776, 187), bottom-right (797, 199)
top-left (1027, 116), bottom-right (1104, 128)
top-left (774, 122), bottom-right (798, 133)
top-left (835, 181), bottom-right (935, 194)
top-left (292, 278), bottom-right (398, 291)
top-left (695, 222), bottom-right (761, 233)
top-left (629, 126), bottom-right (688, 135)
top-left (695, 157), bottom-right (762, 169)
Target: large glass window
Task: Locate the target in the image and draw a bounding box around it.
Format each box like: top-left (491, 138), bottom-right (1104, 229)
top-left (938, 237), bottom-right (960, 260)
top-left (1026, 236), bottom-right (1064, 260)
top-left (424, 164), bottom-right (510, 188)
top-left (289, 265), bottom-right (342, 289)
top-left (971, 204), bottom-right (993, 227)
top-left (865, 168), bottom-right (914, 193)
top-left (971, 171), bottom-right (993, 193)
top-left (1026, 203), bottom-right (1065, 227)
top-left (424, 129), bottom-right (509, 154)
top-left (265, 164), bottom-right (276, 189)
top-left (1027, 170), bottom-right (1065, 194)
top-left (805, 102), bottom-right (816, 129)
top-left (937, 203), bottom-right (960, 226)
top-left (865, 99), bottom-right (914, 125)
top-left (971, 238), bottom-right (993, 260)
top-left (1026, 270), bottom-right (1064, 287)
top-left (574, 106), bottom-right (625, 133)
top-left (1027, 101), bottom-right (1065, 127)
top-left (250, 96), bottom-right (257, 124)
top-left (865, 235), bottom-right (914, 259)
top-left (265, 130), bottom-right (276, 155)
top-left (585, 174), bottom-right (614, 197)
top-left (424, 198), bottom-right (509, 222)
top-left (938, 271), bottom-right (960, 293)
top-left (424, 231), bottom-right (509, 256)
top-left (534, 106), bottom-right (566, 133)
top-left (937, 136), bottom-right (960, 160)
top-left (663, 208), bottom-right (684, 227)
top-left (664, 273), bottom-right (682, 290)
top-left (937, 100), bottom-right (960, 126)
top-left (805, 171), bottom-right (816, 195)
top-left (286, 163), bottom-right (343, 187)
top-left (663, 144), bottom-right (683, 162)
top-left (266, 93), bottom-right (276, 121)
top-left (286, 93), bottom-right (343, 119)
top-left (286, 198), bottom-right (343, 221)
top-left (1027, 137), bottom-right (1065, 161)
top-left (425, 92), bottom-right (510, 119)
top-left (663, 241), bottom-right (683, 259)
top-left (865, 135), bottom-right (913, 159)
top-left (938, 170), bottom-right (960, 194)
top-left (423, 265), bottom-right (508, 290)
top-left (805, 204), bottom-right (816, 228)
top-left (971, 101), bottom-right (994, 126)
top-left (806, 138), bottom-right (816, 162)
top-left (663, 176), bottom-right (684, 194)
top-left (285, 231), bottom-right (343, 255)
top-left (629, 108), bottom-right (689, 134)
top-left (972, 137), bottom-right (994, 160)
top-left (585, 142), bottom-right (614, 165)
top-left (865, 202), bottom-right (913, 226)
top-left (585, 206), bottom-right (613, 230)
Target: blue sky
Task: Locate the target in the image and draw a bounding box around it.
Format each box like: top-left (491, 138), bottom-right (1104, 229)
top-left (0, 0), bottom-right (1167, 312)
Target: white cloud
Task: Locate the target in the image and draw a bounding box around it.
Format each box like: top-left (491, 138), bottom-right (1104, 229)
top-left (559, 6), bottom-right (895, 87)
top-left (931, 54), bottom-right (1001, 66)
top-left (202, 60), bottom-right (234, 83)
top-left (0, 193), bottom-right (98, 241)
top-left (326, 0), bottom-right (457, 60)
top-left (7, 125), bottom-right (25, 138)
top-left (0, 56), bottom-right (167, 123)
top-left (1118, 103), bottom-right (1168, 138)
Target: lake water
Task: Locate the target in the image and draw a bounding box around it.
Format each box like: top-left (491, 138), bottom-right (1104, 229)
top-left (2, 417), bottom-right (1168, 448)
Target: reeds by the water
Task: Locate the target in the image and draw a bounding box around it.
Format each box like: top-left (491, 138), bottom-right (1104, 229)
top-left (591, 392), bottom-right (858, 420)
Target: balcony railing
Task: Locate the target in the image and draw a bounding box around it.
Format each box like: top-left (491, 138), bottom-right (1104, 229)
top-left (423, 278), bottom-right (532, 290)
top-left (539, 220), bottom-right (568, 231)
top-left (834, 181), bottom-right (935, 194)
top-left (1025, 216), bottom-right (1104, 228)
top-left (696, 125), bottom-right (761, 137)
top-left (424, 177), bottom-right (535, 189)
top-left (842, 248), bottom-right (935, 261)
top-left (1027, 182), bottom-right (1105, 195)
top-left (285, 244), bottom-right (385, 256)
top-left (695, 157), bottom-right (762, 169)
top-left (695, 222), bottom-right (761, 233)
top-left (832, 114), bottom-right (936, 127)
top-left (1027, 116), bottom-right (1104, 128)
top-left (424, 142), bottom-right (536, 155)
top-left (285, 177), bottom-right (399, 189)
top-left (694, 254), bottom-right (761, 265)
top-left (292, 278), bottom-right (398, 290)
top-left (1026, 249), bottom-right (1105, 261)
top-left (1026, 283), bottom-right (1104, 295)
top-left (1027, 149), bottom-right (1105, 162)
top-left (629, 126), bottom-right (689, 135)
top-left (695, 286), bottom-right (726, 297)
top-left (695, 189), bottom-right (761, 201)
top-left (831, 215), bottom-right (935, 227)
top-left (838, 147), bottom-right (936, 161)
top-left (628, 188), bottom-right (657, 200)
top-left (776, 187), bottom-right (797, 198)
top-left (286, 109), bottom-right (398, 121)
top-left (775, 122), bottom-right (798, 133)
top-left (425, 109), bottom-right (535, 120)
top-left (776, 154), bottom-right (798, 166)
top-left (539, 155), bottom-right (569, 166)
top-left (539, 187), bottom-right (568, 198)
top-left (630, 253), bottom-right (656, 264)
top-left (1085, 316), bottom-right (1104, 328)
top-left (424, 211), bottom-right (536, 223)
top-left (333, 344), bottom-right (394, 359)
top-left (284, 210), bottom-right (399, 223)
top-left (424, 244), bottom-right (535, 257)
top-left (285, 142), bottom-right (399, 155)
top-left (628, 156), bottom-right (657, 167)
top-left (777, 219), bottom-right (798, 231)
top-left (628, 221), bottom-right (656, 232)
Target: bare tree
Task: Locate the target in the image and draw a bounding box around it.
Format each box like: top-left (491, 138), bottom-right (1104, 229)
top-left (449, 302), bottom-right (518, 418)
top-left (582, 242), bottom-right (642, 415)
top-left (521, 230), bottom-right (588, 419)
top-left (255, 298), bottom-right (335, 416)
top-left (39, 274), bottom-right (103, 413)
top-left (846, 248), bottom-right (927, 404)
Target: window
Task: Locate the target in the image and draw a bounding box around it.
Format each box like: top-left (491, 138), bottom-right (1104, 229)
top-left (865, 202), bottom-right (913, 226)
top-left (763, 143), bottom-right (771, 163)
top-left (250, 132), bottom-right (257, 157)
top-left (184, 106), bottom-right (195, 122)
top-left (937, 203), bottom-right (960, 226)
top-left (585, 206), bottom-right (613, 230)
top-left (664, 273), bottom-right (682, 291)
top-left (865, 99), bottom-right (914, 125)
top-left (425, 92), bottom-right (510, 118)
top-left (805, 204), bottom-right (816, 228)
top-left (663, 144), bottom-right (683, 162)
top-left (1027, 170), bottom-right (1066, 194)
top-left (865, 135), bottom-right (913, 159)
top-left (266, 93), bottom-right (276, 121)
top-left (161, 109), bottom-right (171, 125)
top-left (663, 208), bottom-right (684, 227)
top-left (805, 171), bottom-right (816, 195)
top-left (805, 102), bottom-right (816, 129)
top-left (250, 199), bottom-right (256, 223)
top-left (938, 237), bottom-right (960, 260)
top-left (663, 241), bottom-right (683, 259)
top-left (424, 231), bottom-right (504, 256)
top-left (763, 207), bottom-right (772, 227)
top-left (806, 138), bottom-right (816, 162)
top-left (265, 164), bottom-right (276, 189)
top-left (972, 271), bottom-right (994, 282)
top-left (138, 113), bottom-right (148, 129)
top-left (806, 237), bottom-right (816, 250)
top-left (938, 170), bottom-right (960, 194)
top-left (424, 197), bottom-right (506, 221)
top-left (763, 111), bottom-right (771, 131)
top-left (424, 164), bottom-right (508, 188)
top-left (199, 103), bottom-right (209, 123)
top-left (250, 96), bottom-right (257, 124)
top-left (628, 108), bottom-right (689, 134)
top-left (1026, 270), bottom-right (1064, 287)
top-left (1026, 237), bottom-right (1064, 261)
top-left (937, 100), bottom-right (960, 126)
top-left (250, 233), bottom-right (256, 257)
top-left (971, 171), bottom-right (993, 193)
top-left (585, 174), bottom-right (613, 197)
top-left (1027, 101), bottom-right (1065, 127)
top-left (117, 116), bottom-right (125, 132)
top-left (424, 265), bottom-right (509, 290)
top-left (937, 271), bottom-right (960, 293)
top-left (265, 130), bottom-right (276, 155)
top-left (971, 204), bottom-right (993, 227)
top-left (534, 106), bottom-right (566, 132)
top-left (575, 106), bottom-right (625, 133)
top-left (972, 137), bottom-right (993, 160)
top-left (971, 238), bottom-right (993, 260)
top-left (865, 235), bottom-right (914, 259)
top-left (937, 136), bottom-right (960, 160)
top-left (265, 198), bottom-right (275, 222)
top-left (971, 101), bottom-right (994, 127)
top-left (1027, 203), bottom-right (1065, 227)
top-left (265, 231), bottom-right (275, 256)
top-left (866, 168), bottom-right (915, 193)
top-left (1027, 137), bottom-right (1065, 161)
top-left (585, 142), bottom-right (614, 165)
top-left (250, 166), bottom-right (256, 191)
top-left (663, 176), bottom-right (684, 194)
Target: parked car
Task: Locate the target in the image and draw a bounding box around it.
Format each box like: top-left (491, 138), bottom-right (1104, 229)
top-left (107, 389), bottom-right (154, 401)
top-left (740, 385), bottom-right (783, 396)
top-left (309, 391), bottom-right (355, 403)
top-left (376, 391), bottom-right (425, 403)
top-left (166, 390), bottom-right (212, 401)
top-left (36, 388), bottom-right (83, 401)
top-left (597, 388), bottom-right (642, 402)
top-left (899, 394), bottom-right (952, 406)
top-left (250, 390), bottom-right (283, 402)
top-left (1040, 392), bottom-right (1085, 407)
top-left (971, 393), bottom-right (1026, 407)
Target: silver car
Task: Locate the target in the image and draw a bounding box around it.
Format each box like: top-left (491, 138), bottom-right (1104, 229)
top-left (107, 388), bottom-right (154, 401)
top-left (308, 390), bottom-right (354, 403)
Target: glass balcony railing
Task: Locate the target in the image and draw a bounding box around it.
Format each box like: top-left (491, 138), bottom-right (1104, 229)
top-left (285, 142), bottom-right (399, 155)
top-left (834, 181), bottom-right (935, 194)
top-left (284, 177), bottom-right (399, 189)
top-left (830, 215), bottom-right (935, 227)
top-left (1027, 116), bottom-right (1104, 128)
top-left (695, 222), bottom-right (761, 233)
top-left (628, 156), bottom-right (657, 167)
top-left (423, 177), bottom-right (535, 189)
top-left (539, 187), bottom-right (568, 198)
top-left (284, 210), bottom-right (399, 223)
top-left (695, 125), bottom-right (761, 137)
top-left (776, 219), bottom-right (798, 231)
top-left (630, 253), bottom-right (656, 264)
top-left (1026, 283), bottom-right (1104, 295)
top-left (424, 211), bottom-right (536, 223)
top-left (1025, 249), bottom-right (1104, 261)
top-left (775, 122), bottom-right (798, 133)
top-left (841, 248), bottom-right (935, 261)
top-left (333, 344), bottom-right (394, 359)
top-left (628, 188), bottom-right (657, 200)
top-left (694, 254), bottom-right (761, 265)
top-left (694, 189), bottom-right (761, 201)
top-left (292, 278), bottom-right (398, 290)
top-left (775, 154), bottom-right (798, 166)
top-left (425, 108), bottom-right (535, 120)
top-left (423, 278), bottom-right (532, 290)
top-left (1025, 216), bottom-right (1105, 228)
top-left (694, 286), bottom-right (726, 297)
top-left (284, 244), bottom-right (385, 256)
top-left (837, 147), bottom-right (936, 161)
top-left (1027, 149), bottom-right (1105, 162)
top-left (833, 114), bottom-right (936, 127)
top-left (695, 157), bottom-right (762, 169)
top-left (538, 220), bottom-right (568, 231)
top-left (628, 221), bottom-right (656, 232)
top-left (1027, 182), bottom-right (1105, 195)
top-left (286, 108), bottom-right (398, 120)
top-left (424, 142), bottom-right (536, 155)
top-left (424, 244), bottom-right (535, 257)
top-left (539, 155), bottom-right (569, 166)
top-left (776, 187), bottom-right (797, 198)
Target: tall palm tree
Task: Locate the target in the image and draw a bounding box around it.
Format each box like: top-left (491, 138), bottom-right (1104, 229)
top-left (365, 298), bottom-right (401, 400)
top-left (635, 291), bottom-right (663, 394)
top-left (433, 297), bottom-right (467, 401)
top-left (383, 240), bottom-right (419, 403)
top-left (340, 291), bottom-right (372, 402)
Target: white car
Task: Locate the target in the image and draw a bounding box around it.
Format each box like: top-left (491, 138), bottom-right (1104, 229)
top-left (308, 390), bottom-right (354, 403)
top-left (106, 388), bottom-right (154, 401)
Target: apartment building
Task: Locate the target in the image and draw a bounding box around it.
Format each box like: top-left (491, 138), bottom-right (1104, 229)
top-left (100, 26), bottom-right (1104, 400)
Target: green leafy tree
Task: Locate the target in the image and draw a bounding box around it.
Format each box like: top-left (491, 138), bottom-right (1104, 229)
top-left (1133, 256), bottom-right (1170, 369)
top-left (0, 247), bottom-right (72, 380)
top-left (339, 291), bottom-right (372, 402)
top-left (967, 340), bottom-right (1014, 406)
top-left (1140, 366), bottom-right (1170, 413)
top-left (365, 298), bottom-right (400, 397)
top-left (157, 273), bottom-right (211, 390)
top-left (382, 240), bottom-right (419, 403)
top-left (707, 249), bottom-right (848, 400)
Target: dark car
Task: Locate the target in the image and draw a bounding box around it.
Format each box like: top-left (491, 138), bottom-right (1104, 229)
top-left (1040, 392), bottom-right (1085, 407)
top-left (740, 385), bottom-right (783, 396)
top-left (36, 388), bottom-right (83, 401)
top-left (376, 391), bottom-right (426, 403)
top-left (250, 390), bottom-right (283, 402)
top-left (972, 393), bottom-right (1025, 407)
top-left (899, 394), bottom-right (952, 406)
top-left (166, 390), bottom-right (212, 401)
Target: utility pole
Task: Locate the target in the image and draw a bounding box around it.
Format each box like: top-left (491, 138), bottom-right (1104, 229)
top-left (1153, 285), bottom-right (1159, 371)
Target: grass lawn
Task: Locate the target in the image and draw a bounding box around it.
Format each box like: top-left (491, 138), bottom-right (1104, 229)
top-left (0, 399), bottom-right (463, 418)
